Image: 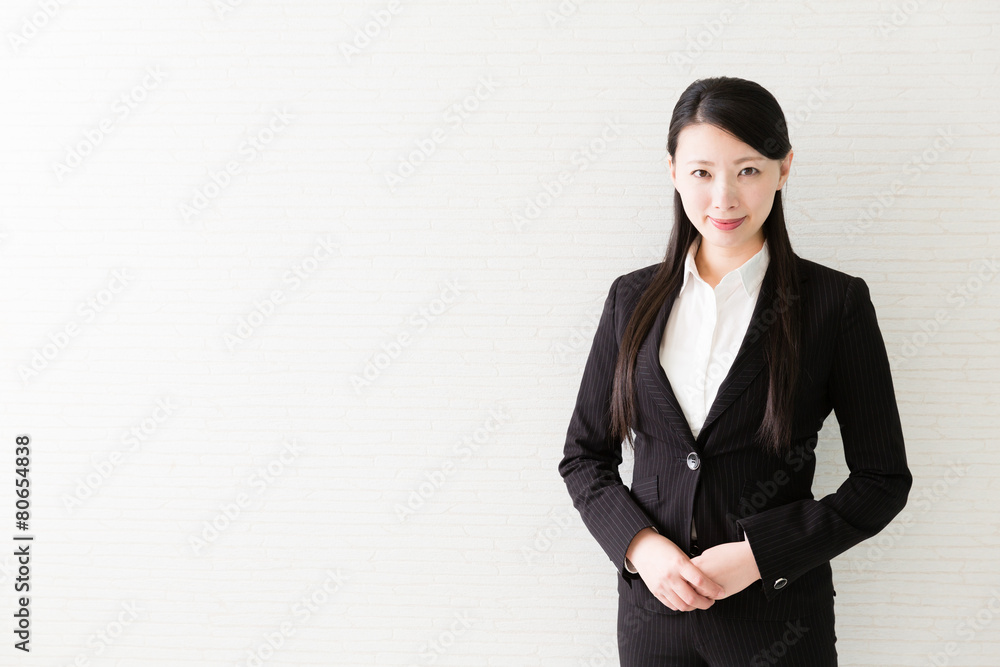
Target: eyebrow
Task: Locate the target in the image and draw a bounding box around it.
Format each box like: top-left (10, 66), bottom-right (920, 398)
top-left (686, 157), bottom-right (763, 165)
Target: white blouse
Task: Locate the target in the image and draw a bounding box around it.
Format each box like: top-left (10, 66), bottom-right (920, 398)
top-left (625, 236), bottom-right (769, 573)
top-left (661, 236), bottom-right (771, 442)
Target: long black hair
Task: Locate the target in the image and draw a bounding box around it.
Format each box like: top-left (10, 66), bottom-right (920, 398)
top-left (610, 76), bottom-right (801, 458)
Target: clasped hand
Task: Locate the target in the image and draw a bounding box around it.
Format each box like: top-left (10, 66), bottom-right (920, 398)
top-left (630, 535), bottom-right (761, 612)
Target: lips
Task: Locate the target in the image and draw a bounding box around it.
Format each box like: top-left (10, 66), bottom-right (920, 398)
top-left (709, 215), bottom-right (746, 231)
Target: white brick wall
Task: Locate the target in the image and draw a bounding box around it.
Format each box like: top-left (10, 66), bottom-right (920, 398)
top-left (0, 0), bottom-right (997, 664)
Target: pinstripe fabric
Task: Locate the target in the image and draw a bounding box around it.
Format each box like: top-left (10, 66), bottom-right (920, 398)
top-left (617, 593), bottom-right (837, 666)
top-left (662, 236), bottom-right (770, 550)
top-left (558, 252), bottom-right (912, 661)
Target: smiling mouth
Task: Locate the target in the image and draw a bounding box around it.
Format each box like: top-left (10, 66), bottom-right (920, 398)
top-left (709, 216), bottom-right (745, 224)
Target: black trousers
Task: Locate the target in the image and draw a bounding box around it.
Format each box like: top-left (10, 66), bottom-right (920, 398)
top-left (617, 596), bottom-right (837, 666)
top-left (617, 540), bottom-right (838, 666)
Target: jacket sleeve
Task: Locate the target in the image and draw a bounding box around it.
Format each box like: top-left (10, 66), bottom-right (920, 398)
top-left (557, 274), bottom-right (657, 582)
top-left (736, 276), bottom-right (914, 600)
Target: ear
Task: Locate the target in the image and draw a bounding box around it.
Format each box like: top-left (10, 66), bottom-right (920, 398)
top-left (777, 149), bottom-right (793, 191)
top-left (667, 155), bottom-right (676, 188)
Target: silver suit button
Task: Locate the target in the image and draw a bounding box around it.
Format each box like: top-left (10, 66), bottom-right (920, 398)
top-left (686, 452), bottom-right (700, 470)
top-left (774, 578), bottom-right (788, 589)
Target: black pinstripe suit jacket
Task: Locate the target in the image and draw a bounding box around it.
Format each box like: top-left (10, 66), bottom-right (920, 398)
top-left (558, 253), bottom-right (913, 621)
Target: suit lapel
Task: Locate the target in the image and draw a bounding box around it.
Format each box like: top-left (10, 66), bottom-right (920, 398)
top-left (639, 256), bottom-right (805, 449)
top-left (639, 281), bottom-right (700, 450)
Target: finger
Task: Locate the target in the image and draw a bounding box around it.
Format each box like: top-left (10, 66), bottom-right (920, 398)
top-left (672, 580), bottom-right (715, 611)
top-left (656, 584), bottom-right (693, 612)
top-left (682, 562), bottom-right (726, 599)
top-left (661, 591), bottom-right (690, 612)
top-left (659, 594), bottom-right (679, 612)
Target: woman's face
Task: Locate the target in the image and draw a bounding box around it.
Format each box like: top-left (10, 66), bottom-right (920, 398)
top-left (667, 122), bottom-right (792, 257)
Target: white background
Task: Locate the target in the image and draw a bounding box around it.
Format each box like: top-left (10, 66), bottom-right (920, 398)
top-left (1, 0), bottom-right (998, 665)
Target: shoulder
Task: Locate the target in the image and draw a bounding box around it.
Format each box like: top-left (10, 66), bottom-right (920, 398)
top-left (794, 254), bottom-right (853, 288)
top-left (793, 254), bottom-right (875, 313)
top-left (606, 262), bottom-right (661, 319)
top-left (613, 255), bottom-right (863, 290)
top-left (606, 252), bottom-right (877, 318)
top-left (612, 255), bottom-right (863, 295)
top-left (615, 262), bottom-right (661, 296)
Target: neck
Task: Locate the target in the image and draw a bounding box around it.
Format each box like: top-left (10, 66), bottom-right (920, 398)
top-left (694, 235), bottom-right (764, 286)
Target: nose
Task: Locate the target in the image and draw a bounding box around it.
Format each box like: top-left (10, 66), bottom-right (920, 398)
top-left (712, 179), bottom-right (740, 212)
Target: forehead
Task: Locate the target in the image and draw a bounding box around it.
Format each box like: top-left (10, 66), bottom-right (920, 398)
top-left (674, 123), bottom-right (764, 161)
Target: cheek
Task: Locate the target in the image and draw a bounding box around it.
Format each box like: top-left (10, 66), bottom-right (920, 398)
top-left (679, 186), bottom-right (712, 212)
top-left (746, 188), bottom-right (774, 216)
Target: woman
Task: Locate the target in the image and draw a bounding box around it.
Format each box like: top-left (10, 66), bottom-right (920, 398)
top-left (557, 76), bottom-right (912, 666)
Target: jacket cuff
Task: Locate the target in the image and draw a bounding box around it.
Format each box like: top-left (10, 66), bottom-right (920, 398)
top-left (624, 525), bottom-right (658, 574)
